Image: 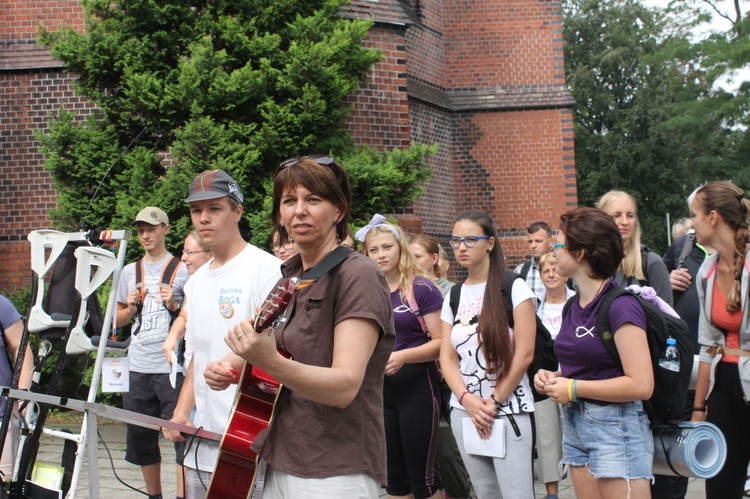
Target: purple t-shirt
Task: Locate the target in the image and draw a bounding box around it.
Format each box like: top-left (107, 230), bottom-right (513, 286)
top-left (0, 295), bottom-right (22, 417)
top-left (554, 280), bottom-right (647, 380)
top-left (392, 276), bottom-right (443, 352)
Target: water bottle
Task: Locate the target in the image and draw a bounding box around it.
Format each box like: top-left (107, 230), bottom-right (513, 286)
top-left (658, 337), bottom-right (680, 372)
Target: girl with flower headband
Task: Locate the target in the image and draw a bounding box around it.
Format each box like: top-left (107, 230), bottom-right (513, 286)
top-left (358, 214), bottom-right (445, 499)
top-left (690, 181), bottom-right (750, 498)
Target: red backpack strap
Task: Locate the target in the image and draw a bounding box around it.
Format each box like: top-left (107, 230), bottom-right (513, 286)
top-left (135, 258), bottom-right (146, 303)
top-left (160, 256), bottom-right (183, 287)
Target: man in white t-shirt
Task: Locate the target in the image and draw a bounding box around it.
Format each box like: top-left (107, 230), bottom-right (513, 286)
top-left (163, 170), bottom-right (281, 499)
top-left (116, 206), bottom-right (189, 499)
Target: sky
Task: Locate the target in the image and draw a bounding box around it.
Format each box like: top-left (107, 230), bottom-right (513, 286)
top-left (642, 0), bottom-right (749, 89)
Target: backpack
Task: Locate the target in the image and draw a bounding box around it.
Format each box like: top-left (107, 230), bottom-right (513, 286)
top-left (675, 232), bottom-right (696, 271)
top-left (449, 271), bottom-right (557, 402)
top-left (519, 260), bottom-right (533, 282)
top-left (133, 255), bottom-right (184, 360)
top-left (563, 286), bottom-right (692, 422)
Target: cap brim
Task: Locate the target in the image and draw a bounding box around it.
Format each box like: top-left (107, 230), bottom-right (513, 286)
top-left (185, 191), bottom-right (228, 203)
top-left (132, 218), bottom-right (164, 226)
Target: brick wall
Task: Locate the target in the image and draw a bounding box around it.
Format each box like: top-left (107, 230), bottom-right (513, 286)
top-left (0, 0), bottom-right (576, 292)
top-left (0, 70), bottom-right (96, 291)
top-left (0, 1), bottom-right (85, 41)
top-left (342, 24), bottom-right (411, 151)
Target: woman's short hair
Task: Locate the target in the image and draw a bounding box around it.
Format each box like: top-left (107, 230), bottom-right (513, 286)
top-left (272, 156), bottom-right (352, 246)
top-left (671, 218), bottom-right (692, 241)
top-left (538, 252), bottom-right (556, 273)
top-left (559, 207), bottom-right (624, 279)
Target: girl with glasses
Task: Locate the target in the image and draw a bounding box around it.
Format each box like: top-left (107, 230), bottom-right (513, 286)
top-left (534, 207), bottom-right (654, 499)
top-left (360, 218), bottom-right (444, 499)
top-left (162, 230), bottom-right (212, 371)
top-left (440, 211), bottom-right (537, 498)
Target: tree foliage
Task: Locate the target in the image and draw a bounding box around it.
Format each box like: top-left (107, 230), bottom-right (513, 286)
top-left (37, 0), bottom-right (433, 254)
top-left (564, 0), bottom-right (750, 252)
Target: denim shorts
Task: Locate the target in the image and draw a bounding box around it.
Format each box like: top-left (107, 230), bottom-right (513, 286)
top-left (561, 400), bottom-right (653, 480)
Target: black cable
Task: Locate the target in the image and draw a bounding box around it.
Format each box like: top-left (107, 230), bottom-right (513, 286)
top-left (97, 428), bottom-right (149, 496)
top-left (80, 126), bottom-right (148, 230)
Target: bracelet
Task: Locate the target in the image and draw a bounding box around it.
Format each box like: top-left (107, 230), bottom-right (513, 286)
top-left (567, 379), bottom-right (574, 402)
top-left (692, 405), bottom-right (707, 413)
top-left (571, 379), bottom-right (579, 403)
top-left (458, 389), bottom-right (470, 406)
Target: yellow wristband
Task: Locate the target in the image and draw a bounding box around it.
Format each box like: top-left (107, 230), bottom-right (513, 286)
top-left (567, 378), bottom-right (574, 402)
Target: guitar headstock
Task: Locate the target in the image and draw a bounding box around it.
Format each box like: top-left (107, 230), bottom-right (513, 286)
top-left (253, 278), bottom-right (298, 333)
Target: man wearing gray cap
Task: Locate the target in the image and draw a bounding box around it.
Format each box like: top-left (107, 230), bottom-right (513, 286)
top-left (116, 206), bottom-right (190, 499)
top-left (163, 170), bottom-right (281, 498)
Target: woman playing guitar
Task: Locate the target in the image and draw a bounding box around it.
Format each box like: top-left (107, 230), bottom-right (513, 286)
top-left (210, 155), bottom-right (396, 498)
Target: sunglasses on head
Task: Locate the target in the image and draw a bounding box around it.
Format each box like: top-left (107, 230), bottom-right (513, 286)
top-left (278, 154), bottom-right (336, 170)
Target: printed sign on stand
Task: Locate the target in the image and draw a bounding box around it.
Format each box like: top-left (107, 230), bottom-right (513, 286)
top-left (102, 356), bottom-right (129, 393)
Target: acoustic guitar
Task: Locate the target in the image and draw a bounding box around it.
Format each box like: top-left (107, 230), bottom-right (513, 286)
top-left (206, 277), bottom-right (302, 499)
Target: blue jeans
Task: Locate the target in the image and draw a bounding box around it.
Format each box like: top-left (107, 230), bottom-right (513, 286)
top-left (561, 400), bottom-right (653, 480)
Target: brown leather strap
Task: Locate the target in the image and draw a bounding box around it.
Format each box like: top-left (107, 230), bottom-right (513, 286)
top-left (706, 345), bottom-right (750, 358)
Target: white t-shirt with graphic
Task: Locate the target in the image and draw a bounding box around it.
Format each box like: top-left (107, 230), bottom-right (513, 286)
top-left (117, 254), bottom-right (189, 374)
top-left (184, 243), bottom-right (282, 472)
top-left (440, 280), bottom-right (536, 414)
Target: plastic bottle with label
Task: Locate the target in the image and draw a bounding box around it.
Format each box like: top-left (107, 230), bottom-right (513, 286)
top-left (658, 336), bottom-right (680, 372)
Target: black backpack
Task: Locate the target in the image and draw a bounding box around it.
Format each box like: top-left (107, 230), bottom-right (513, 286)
top-left (563, 286), bottom-right (692, 422)
top-left (449, 271), bottom-right (557, 402)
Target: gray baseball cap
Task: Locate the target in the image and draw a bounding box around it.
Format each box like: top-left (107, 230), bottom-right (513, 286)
top-left (185, 170), bottom-right (244, 204)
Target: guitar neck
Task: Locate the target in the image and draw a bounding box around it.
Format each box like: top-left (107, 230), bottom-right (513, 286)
top-left (0, 387), bottom-right (222, 442)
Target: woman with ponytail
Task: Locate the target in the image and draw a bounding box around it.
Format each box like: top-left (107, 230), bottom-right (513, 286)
top-left (690, 181), bottom-right (750, 498)
top-left (439, 211), bottom-right (536, 498)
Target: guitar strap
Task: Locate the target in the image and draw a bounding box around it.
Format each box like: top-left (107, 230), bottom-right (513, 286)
top-left (297, 246), bottom-right (353, 281)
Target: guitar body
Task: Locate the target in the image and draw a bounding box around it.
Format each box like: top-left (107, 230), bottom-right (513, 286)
top-left (206, 365), bottom-right (281, 498)
top-left (207, 278), bottom-right (299, 499)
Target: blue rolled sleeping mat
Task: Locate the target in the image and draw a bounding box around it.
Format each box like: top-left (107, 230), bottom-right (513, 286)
top-left (652, 421), bottom-right (727, 479)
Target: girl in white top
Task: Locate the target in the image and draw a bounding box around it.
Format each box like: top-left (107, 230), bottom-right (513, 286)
top-left (440, 210), bottom-right (536, 499)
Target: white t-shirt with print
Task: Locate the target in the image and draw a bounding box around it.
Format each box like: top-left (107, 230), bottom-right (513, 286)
top-left (441, 279), bottom-right (536, 414)
top-left (184, 243), bottom-right (282, 472)
top-left (117, 254), bottom-right (189, 373)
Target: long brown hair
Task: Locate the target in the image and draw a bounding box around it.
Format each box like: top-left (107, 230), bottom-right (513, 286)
top-left (695, 181), bottom-right (750, 313)
top-left (453, 211), bottom-right (511, 379)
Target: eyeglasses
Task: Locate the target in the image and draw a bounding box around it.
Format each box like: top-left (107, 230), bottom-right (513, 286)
top-left (449, 235), bottom-right (490, 249)
top-left (279, 154), bottom-right (336, 170)
top-left (183, 249), bottom-right (208, 257)
top-left (551, 243), bottom-right (566, 255)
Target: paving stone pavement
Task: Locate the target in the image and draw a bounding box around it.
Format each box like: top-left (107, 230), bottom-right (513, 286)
top-left (28, 421), bottom-right (707, 498)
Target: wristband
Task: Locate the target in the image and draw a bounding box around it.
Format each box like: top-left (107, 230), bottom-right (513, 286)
top-left (567, 379), bottom-right (574, 402)
top-left (692, 405), bottom-right (707, 413)
top-left (571, 379), bottom-right (579, 403)
top-left (458, 389), bottom-right (470, 406)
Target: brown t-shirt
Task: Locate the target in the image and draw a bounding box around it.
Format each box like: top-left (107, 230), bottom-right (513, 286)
top-left (252, 251), bottom-right (395, 485)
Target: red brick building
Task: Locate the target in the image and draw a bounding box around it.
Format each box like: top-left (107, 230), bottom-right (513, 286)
top-left (0, 0), bottom-right (576, 292)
